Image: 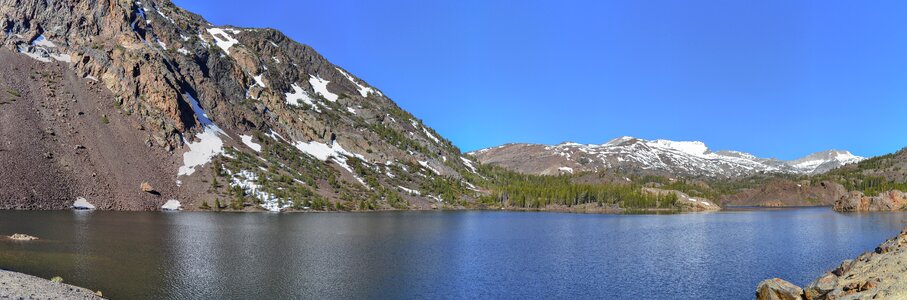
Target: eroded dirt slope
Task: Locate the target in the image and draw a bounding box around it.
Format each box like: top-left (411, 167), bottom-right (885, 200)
top-left (0, 48), bottom-right (185, 210)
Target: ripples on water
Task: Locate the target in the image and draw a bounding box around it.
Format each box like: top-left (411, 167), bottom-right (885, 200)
top-left (1, 208), bottom-right (906, 299)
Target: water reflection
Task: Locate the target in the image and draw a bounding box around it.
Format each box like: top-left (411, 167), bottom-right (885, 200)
top-left (1, 208), bottom-right (907, 299)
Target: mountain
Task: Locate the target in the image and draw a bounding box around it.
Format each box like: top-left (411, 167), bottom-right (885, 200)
top-left (815, 147), bottom-right (907, 193)
top-left (469, 137), bottom-right (864, 178)
top-left (0, 0), bottom-right (481, 211)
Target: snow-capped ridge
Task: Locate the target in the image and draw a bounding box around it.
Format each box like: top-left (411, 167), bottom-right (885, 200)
top-left (471, 136), bottom-right (865, 177)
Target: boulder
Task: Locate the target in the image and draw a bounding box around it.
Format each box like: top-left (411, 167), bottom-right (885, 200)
top-left (756, 278), bottom-right (804, 300)
top-left (831, 259), bottom-right (853, 276)
top-left (804, 273), bottom-right (836, 300)
top-left (140, 182), bottom-right (156, 194)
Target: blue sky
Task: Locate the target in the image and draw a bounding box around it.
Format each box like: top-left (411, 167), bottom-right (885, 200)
top-left (175, 0), bottom-right (907, 160)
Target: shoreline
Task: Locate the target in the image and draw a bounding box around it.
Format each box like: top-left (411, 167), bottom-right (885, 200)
top-left (0, 206), bottom-right (716, 215)
top-left (0, 269), bottom-right (102, 299)
top-left (0, 204), bottom-right (840, 215)
top-left (757, 225), bottom-right (907, 299)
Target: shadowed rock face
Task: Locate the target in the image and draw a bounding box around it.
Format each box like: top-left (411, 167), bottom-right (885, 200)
top-left (758, 226), bottom-right (907, 300)
top-left (0, 0), bottom-right (479, 210)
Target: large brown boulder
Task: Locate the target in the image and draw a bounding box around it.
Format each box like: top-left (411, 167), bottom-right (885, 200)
top-left (833, 190), bottom-right (907, 212)
top-left (756, 278), bottom-right (804, 300)
top-left (803, 273), bottom-right (837, 299)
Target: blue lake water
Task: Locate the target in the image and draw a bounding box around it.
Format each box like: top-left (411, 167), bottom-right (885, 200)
top-left (1, 208), bottom-right (905, 299)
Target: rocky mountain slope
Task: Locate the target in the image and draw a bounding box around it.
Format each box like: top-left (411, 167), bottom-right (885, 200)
top-left (0, 0), bottom-right (482, 211)
top-left (469, 137), bottom-right (864, 178)
top-left (817, 147), bottom-right (907, 190)
top-left (717, 179), bottom-right (849, 207)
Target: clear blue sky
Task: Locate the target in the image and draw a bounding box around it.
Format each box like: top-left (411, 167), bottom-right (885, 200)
top-left (175, 0), bottom-right (907, 160)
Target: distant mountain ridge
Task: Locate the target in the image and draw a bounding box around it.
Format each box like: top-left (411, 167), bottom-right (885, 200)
top-left (469, 136), bottom-right (864, 178)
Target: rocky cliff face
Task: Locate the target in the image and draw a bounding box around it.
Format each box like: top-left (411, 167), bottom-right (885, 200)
top-left (833, 191), bottom-right (907, 212)
top-left (757, 226), bottom-right (907, 299)
top-left (469, 137), bottom-right (864, 178)
top-left (0, 0), bottom-right (481, 211)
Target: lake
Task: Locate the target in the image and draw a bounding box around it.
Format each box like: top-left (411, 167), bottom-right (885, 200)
top-left (1, 208), bottom-right (905, 299)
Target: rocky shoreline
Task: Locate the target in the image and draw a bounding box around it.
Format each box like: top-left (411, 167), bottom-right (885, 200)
top-left (833, 190), bottom-right (907, 212)
top-left (757, 225), bottom-right (907, 299)
top-left (0, 269), bottom-right (102, 299)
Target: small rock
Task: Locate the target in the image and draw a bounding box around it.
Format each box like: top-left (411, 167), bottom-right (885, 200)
top-left (876, 239), bottom-right (900, 254)
top-left (74, 144), bottom-right (85, 150)
top-left (833, 259), bottom-right (853, 276)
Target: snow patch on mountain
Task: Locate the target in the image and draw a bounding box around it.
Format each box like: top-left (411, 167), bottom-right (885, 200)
top-left (418, 160), bottom-right (441, 175)
top-left (240, 135), bottom-right (261, 152)
top-left (161, 200), bottom-right (181, 210)
top-left (72, 197), bottom-right (95, 210)
top-left (228, 169), bottom-right (288, 212)
top-left (294, 140), bottom-right (368, 186)
top-left (285, 83), bottom-right (316, 107)
top-left (460, 157), bottom-right (478, 173)
top-left (177, 94), bottom-right (225, 177)
top-left (206, 27), bottom-right (239, 54)
top-left (32, 35), bottom-right (55, 47)
top-left (308, 75), bottom-right (337, 102)
top-left (422, 127), bottom-right (441, 144)
top-left (336, 68), bottom-right (375, 97)
top-left (252, 74), bottom-right (266, 87)
top-left (398, 185), bottom-right (421, 195)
